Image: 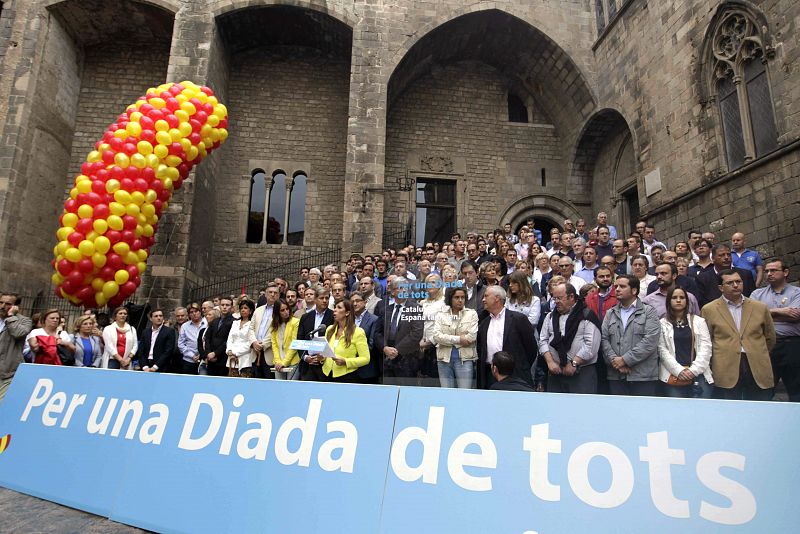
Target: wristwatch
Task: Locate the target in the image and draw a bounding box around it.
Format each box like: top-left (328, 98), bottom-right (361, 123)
top-left (570, 359), bottom-right (579, 368)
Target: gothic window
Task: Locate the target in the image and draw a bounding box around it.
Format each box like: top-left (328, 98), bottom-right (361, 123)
top-left (711, 10), bottom-right (778, 169)
top-left (267, 171), bottom-right (287, 244)
top-left (595, 0), bottom-right (606, 33)
top-left (246, 170), bottom-right (267, 244)
top-left (287, 172), bottom-right (307, 246)
top-left (416, 179), bottom-right (456, 246)
top-left (507, 93), bottom-right (528, 123)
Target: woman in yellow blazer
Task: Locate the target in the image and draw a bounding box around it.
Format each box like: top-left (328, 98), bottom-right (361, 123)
top-left (271, 300), bottom-right (301, 380)
top-left (322, 298), bottom-right (370, 383)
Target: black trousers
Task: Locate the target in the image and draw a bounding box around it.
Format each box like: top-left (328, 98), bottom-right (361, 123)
top-left (772, 337), bottom-right (800, 402)
top-left (301, 363), bottom-right (326, 382)
top-left (384, 354), bottom-right (421, 386)
top-left (547, 364), bottom-right (597, 394)
top-left (715, 353), bottom-right (774, 401)
top-left (181, 360), bottom-right (198, 375)
top-left (608, 379), bottom-right (658, 396)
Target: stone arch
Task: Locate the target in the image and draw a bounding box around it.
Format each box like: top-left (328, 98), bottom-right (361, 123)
top-left (498, 194), bottom-right (583, 233)
top-left (386, 7), bottom-right (596, 136)
top-left (43, 0), bottom-right (181, 13)
top-left (570, 108), bottom-right (636, 205)
top-left (211, 0), bottom-right (357, 29)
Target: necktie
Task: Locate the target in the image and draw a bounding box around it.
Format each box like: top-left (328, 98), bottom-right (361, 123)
top-left (390, 304), bottom-right (401, 339)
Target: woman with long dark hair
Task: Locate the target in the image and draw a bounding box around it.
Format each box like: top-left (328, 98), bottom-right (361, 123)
top-left (272, 299), bottom-right (300, 380)
top-left (505, 270), bottom-right (541, 331)
top-left (432, 287), bottom-right (478, 388)
top-left (658, 286), bottom-right (714, 398)
top-left (321, 298), bottom-right (370, 383)
top-left (226, 298), bottom-right (256, 377)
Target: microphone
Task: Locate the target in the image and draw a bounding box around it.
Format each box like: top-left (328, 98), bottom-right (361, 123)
top-left (309, 323), bottom-right (329, 338)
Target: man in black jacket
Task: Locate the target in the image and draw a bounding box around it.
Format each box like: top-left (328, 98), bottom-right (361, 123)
top-left (201, 297), bottom-right (234, 377)
top-left (697, 243), bottom-right (756, 308)
top-left (137, 309), bottom-right (176, 372)
top-left (383, 278), bottom-right (423, 385)
top-left (477, 285), bottom-right (537, 389)
top-left (490, 351), bottom-right (535, 392)
top-left (297, 288), bottom-right (334, 381)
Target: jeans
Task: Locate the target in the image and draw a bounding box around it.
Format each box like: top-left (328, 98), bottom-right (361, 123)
top-left (437, 354), bottom-right (475, 388)
top-left (661, 375), bottom-right (714, 399)
top-left (275, 366), bottom-right (300, 380)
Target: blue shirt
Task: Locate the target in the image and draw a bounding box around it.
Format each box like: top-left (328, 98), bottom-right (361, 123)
top-left (732, 249), bottom-right (763, 280)
top-left (81, 337), bottom-right (94, 367)
top-left (620, 300), bottom-right (638, 330)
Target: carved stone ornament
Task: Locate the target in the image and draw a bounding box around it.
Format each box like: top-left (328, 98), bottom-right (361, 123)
top-left (712, 12), bottom-right (765, 82)
top-left (419, 155), bottom-right (454, 173)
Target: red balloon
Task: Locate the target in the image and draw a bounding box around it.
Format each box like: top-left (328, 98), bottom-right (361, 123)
top-left (121, 230), bottom-right (136, 244)
top-left (165, 98), bottom-right (180, 112)
top-left (86, 192), bottom-right (102, 206)
top-left (106, 230), bottom-right (122, 244)
top-left (61, 279), bottom-right (77, 295)
top-left (76, 286), bottom-right (94, 303)
top-left (120, 178), bottom-right (135, 192)
top-left (139, 116), bottom-right (154, 130)
top-left (169, 84), bottom-right (183, 96)
top-left (133, 178), bottom-right (149, 192)
top-left (94, 204), bottom-right (110, 219)
top-left (102, 150), bottom-right (116, 164)
top-left (131, 238), bottom-right (142, 251)
top-left (219, 118), bottom-right (228, 129)
top-left (178, 163), bottom-right (190, 178)
top-left (110, 166), bottom-right (125, 180)
top-left (103, 131), bottom-right (115, 143)
top-left (142, 168), bottom-right (155, 183)
top-left (141, 129), bottom-right (156, 143)
top-left (67, 270), bottom-right (84, 285)
top-left (169, 142), bottom-right (183, 156)
top-left (122, 216), bottom-right (137, 231)
top-left (125, 167), bottom-right (141, 180)
top-left (108, 295), bottom-right (126, 308)
top-left (140, 103), bottom-right (154, 114)
top-left (132, 275), bottom-right (141, 286)
top-left (189, 133), bottom-right (202, 145)
top-left (107, 253), bottom-right (124, 270)
top-left (109, 137), bottom-right (124, 152)
top-left (153, 200), bottom-right (163, 214)
top-left (125, 136), bottom-right (139, 146)
top-left (147, 109), bottom-right (163, 122)
top-left (173, 179), bottom-right (182, 190)
top-left (159, 91), bottom-right (172, 100)
top-left (202, 103), bottom-right (214, 115)
top-left (151, 180), bottom-right (163, 194)
top-left (99, 266), bottom-right (115, 281)
top-left (76, 218), bottom-right (93, 234)
top-left (119, 282), bottom-right (136, 298)
top-left (126, 264), bottom-right (139, 279)
top-left (189, 119), bottom-right (202, 133)
top-left (57, 259), bottom-right (73, 276)
top-left (77, 259), bottom-right (93, 274)
top-left (67, 232), bottom-right (84, 247)
top-left (195, 111), bottom-right (208, 123)
top-left (64, 199), bottom-right (79, 213)
top-left (123, 143), bottom-right (137, 156)
top-left (91, 180), bottom-right (106, 195)
top-left (158, 189), bottom-right (171, 202)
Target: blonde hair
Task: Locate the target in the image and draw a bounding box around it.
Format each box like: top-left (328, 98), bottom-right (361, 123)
top-left (73, 314), bottom-right (95, 334)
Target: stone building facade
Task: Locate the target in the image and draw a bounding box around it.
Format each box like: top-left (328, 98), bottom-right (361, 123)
top-left (0, 0), bottom-right (797, 309)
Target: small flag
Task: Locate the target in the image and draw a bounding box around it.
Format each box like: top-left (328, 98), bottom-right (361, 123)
top-left (0, 434), bottom-right (10, 454)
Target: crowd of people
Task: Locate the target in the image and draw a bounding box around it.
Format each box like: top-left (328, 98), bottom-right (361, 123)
top-left (1, 212), bottom-right (798, 403)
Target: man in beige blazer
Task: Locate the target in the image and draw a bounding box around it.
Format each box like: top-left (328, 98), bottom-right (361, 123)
top-left (702, 269), bottom-right (776, 400)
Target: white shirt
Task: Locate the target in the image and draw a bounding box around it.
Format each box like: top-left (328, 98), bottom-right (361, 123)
top-left (148, 326), bottom-right (162, 359)
top-left (486, 308), bottom-right (506, 364)
top-left (568, 275), bottom-right (587, 292)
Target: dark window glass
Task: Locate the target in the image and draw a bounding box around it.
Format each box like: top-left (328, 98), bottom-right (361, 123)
top-left (744, 59), bottom-right (778, 158)
top-left (267, 172), bottom-right (286, 244)
top-left (595, 0), bottom-right (606, 33)
top-left (718, 76), bottom-right (746, 169)
top-left (416, 179), bottom-right (455, 246)
top-left (246, 171), bottom-right (266, 243)
top-left (507, 93), bottom-right (528, 123)
top-left (287, 173), bottom-right (306, 246)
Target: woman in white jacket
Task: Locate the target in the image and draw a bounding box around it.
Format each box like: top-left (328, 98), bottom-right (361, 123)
top-left (225, 299), bottom-right (256, 377)
top-left (658, 287), bottom-right (714, 398)
top-left (101, 307), bottom-right (138, 369)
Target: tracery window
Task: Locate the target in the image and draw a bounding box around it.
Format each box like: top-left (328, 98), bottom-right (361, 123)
top-left (246, 168), bottom-right (307, 245)
top-left (711, 10), bottom-right (777, 169)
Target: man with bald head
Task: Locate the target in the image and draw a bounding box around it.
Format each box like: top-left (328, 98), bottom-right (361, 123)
top-left (731, 231), bottom-right (764, 286)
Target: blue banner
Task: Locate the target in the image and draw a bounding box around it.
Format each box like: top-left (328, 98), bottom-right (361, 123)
top-left (1, 364), bottom-right (799, 533)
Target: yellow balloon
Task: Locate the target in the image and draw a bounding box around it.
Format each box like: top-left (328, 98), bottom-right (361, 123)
top-left (142, 223), bottom-right (154, 237)
top-left (150, 98), bottom-right (166, 110)
top-left (106, 179), bottom-right (121, 194)
top-left (92, 253), bottom-right (107, 269)
top-left (187, 146), bottom-right (199, 161)
top-left (94, 235), bottom-right (111, 254)
top-left (178, 122), bottom-right (193, 138)
top-left (93, 219), bottom-right (108, 234)
top-left (57, 226), bottom-right (73, 241)
top-left (62, 213), bottom-right (79, 228)
top-left (125, 251), bottom-right (139, 265)
top-left (154, 144), bottom-right (169, 160)
top-left (137, 249), bottom-right (149, 261)
top-left (219, 129), bottom-right (228, 142)
top-left (70, 187), bottom-right (79, 199)
top-left (214, 104), bottom-right (228, 117)
top-left (86, 231), bottom-right (98, 241)
top-left (175, 110), bottom-right (190, 123)
top-left (109, 202), bottom-right (126, 216)
top-left (155, 130), bottom-right (172, 145)
top-left (114, 153), bottom-right (130, 168)
top-left (137, 141), bottom-right (153, 155)
top-left (130, 111), bottom-right (143, 122)
top-left (92, 278), bottom-right (105, 291)
top-left (207, 114), bottom-right (220, 127)
top-left (113, 242), bottom-right (130, 256)
top-left (137, 261), bottom-right (147, 273)
top-left (51, 273), bottom-right (63, 285)
top-left (144, 191), bottom-right (157, 204)
top-left (76, 180), bottom-right (92, 194)
top-left (102, 281), bottom-right (120, 299)
top-left (95, 291), bottom-right (108, 307)
top-left (126, 203), bottom-right (141, 217)
top-left (65, 247), bottom-right (82, 262)
top-left (114, 128), bottom-right (128, 139)
top-left (136, 215), bottom-right (147, 227)
top-left (87, 150), bottom-right (102, 163)
top-left (165, 155), bottom-right (182, 168)
top-left (77, 204), bottom-right (94, 219)
top-left (57, 240), bottom-right (69, 255)
top-left (169, 128), bottom-right (183, 142)
top-left (146, 154), bottom-right (161, 168)
top-left (114, 190), bottom-right (132, 204)
top-left (114, 270), bottom-right (130, 285)
top-left (162, 177), bottom-right (174, 191)
top-left (180, 102), bottom-right (197, 115)
top-left (155, 119), bottom-right (169, 132)
top-left (78, 240), bottom-right (95, 257)
top-left (131, 191), bottom-right (145, 206)
top-left (126, 121), bottom-right (142, 137)
top-left (107, 215), bottom-right (124, 231)
top-left (131, 153), bottom-right (147, 169)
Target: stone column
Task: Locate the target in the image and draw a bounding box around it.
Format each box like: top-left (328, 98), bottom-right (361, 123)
top-left (282, 175), bottom-right (294, 245)
top-left (340, 3), bottom-right (389, 258)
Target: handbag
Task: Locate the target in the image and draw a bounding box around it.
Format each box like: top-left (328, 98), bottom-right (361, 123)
top-left (666, 316), bottom-right (695, 387)
top-left (57, 343), bottom-right (76, 366)
top-left (228, 355), bottom-right (240, 378)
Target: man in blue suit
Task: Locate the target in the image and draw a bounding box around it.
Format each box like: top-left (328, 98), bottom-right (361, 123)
top-left (350, 291), bottom-right (383, 383)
